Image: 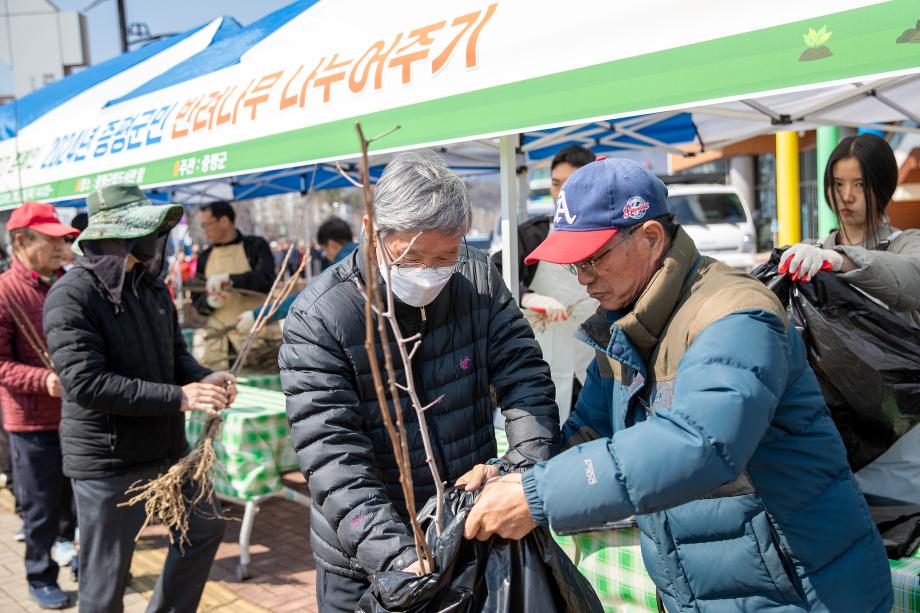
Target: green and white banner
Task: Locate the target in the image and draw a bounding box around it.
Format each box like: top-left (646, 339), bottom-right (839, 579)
top-left (1, 0), bottom-right (918, 207)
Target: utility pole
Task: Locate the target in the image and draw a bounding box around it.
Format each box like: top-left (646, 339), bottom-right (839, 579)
top-left (116, 0), bottom-right (128, 52)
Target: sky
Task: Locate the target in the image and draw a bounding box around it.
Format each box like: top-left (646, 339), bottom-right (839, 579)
top-left (1, 0), bottom-right (294, 93)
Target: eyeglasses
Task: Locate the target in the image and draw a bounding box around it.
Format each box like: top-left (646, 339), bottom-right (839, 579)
top-left (388, 255), bottom-right (469, 276)
top-left (564, 226), bottom-right (639, 276)
top-left (381, 245), bottom-right (468, 276)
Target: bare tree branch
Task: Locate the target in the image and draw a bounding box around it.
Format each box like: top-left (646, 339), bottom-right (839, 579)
top-left (354, 122), bottom-right (447, 546)
top-left (334, 161), bottom-right (365, 188)
top-left (355, 122), bottom-right (433, 574)
top-left (3, 297), bottom-right (53, 370)
top-left (367, 125), bottom-right (402, 144)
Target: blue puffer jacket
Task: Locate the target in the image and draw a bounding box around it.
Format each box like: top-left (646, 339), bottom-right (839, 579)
top-left (521, 231), bottom-right (891, 612)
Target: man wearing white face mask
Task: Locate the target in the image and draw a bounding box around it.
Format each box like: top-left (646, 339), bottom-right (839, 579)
top-left (280, 150), bottom-right (561, 612)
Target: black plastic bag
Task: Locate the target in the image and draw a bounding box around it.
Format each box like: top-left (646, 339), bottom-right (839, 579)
top-left (752, 250), bottom-right (920, 471)
top-left (357, 487), bottom-right (604, 613)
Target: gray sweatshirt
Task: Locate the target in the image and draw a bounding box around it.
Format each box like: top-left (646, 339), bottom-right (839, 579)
top-left (820, 223), bottom-right (920, 328)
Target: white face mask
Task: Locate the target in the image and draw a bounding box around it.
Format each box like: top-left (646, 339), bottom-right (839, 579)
top-left (388, 265), bottom-right (453, 307)
top-left (376, 242), bottom-right (455, 307)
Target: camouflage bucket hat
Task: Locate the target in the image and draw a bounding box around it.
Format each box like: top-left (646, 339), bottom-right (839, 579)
top-left (72, 184), bottom-right (184, 256)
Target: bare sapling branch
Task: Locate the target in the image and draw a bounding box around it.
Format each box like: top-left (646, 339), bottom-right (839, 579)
top-left (334, 161), bottom-right (365, 189)
top-left (355, 121), bottom-right (441, 575)
top-left (4, 298), bottom-right (53, 370)
top-left (375, 234), bottom-right (447, 536)
top-left (367, 125), bottom-right (402, 144)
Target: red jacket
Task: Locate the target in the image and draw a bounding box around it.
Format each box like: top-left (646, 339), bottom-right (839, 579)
top-left (0, 259), bottom-right (60, 432)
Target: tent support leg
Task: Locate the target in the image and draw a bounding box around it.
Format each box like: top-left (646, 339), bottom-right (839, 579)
top-left (499, 135), bottom-right (520, 302)
top-left (776, 131), bottom-right (801, 246)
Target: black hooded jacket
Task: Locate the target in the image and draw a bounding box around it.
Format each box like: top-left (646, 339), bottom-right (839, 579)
top-left (279, 245), bottom-right (560, 579)
top-left (44, 263), bottom-right (211, 479)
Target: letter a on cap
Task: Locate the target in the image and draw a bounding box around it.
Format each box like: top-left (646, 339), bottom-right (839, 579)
top-left (554, 190), bottom-right (577, 225)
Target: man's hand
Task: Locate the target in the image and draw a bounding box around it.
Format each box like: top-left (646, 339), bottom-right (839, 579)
top-left (199, 371), bottom-right (237, 406)
top-left (463, 473), bottom-right (537, 541)
top-left (521, 292), bottom-right (567, 321)
top-left (180, 382), bottom-right (230, 417)
top-left (400, 559), bottom-right (428, 576)
top-left (45, 372), bottom-right (62, 398)
top-left (455, 463), bottom-right (500, 492)
top-left (206, 273), bottom-right (232, 294)
top-left (235, 311), bottom-right (255, 335)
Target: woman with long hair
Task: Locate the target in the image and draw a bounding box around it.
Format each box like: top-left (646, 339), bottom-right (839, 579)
top-left (779, 133), bottom-right (920, 327)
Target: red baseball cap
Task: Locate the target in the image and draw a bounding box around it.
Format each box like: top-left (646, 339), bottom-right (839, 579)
top-left (7, 202), bottom-right (79, 238)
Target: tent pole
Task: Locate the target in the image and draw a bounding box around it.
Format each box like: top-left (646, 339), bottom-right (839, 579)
top-left (809, 119), bottom-right (920, 136)
top-left (776, 131), bottom-right (801, 246)
top-left (795, 75), bottom-right (916, 121)
top-left (499, 135), bottom-right (520, 302)
top-left (301, 178), bottom-right (313, 284)
top-left (816, 126), bottom-right (840, 237)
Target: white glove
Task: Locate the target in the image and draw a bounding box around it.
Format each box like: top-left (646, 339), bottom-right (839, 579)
top-left (779, 243), bottom-right (843, 282)
top-left (521, 292), bottom-right (568, 321)
top-left (206, 291), bottom-right (227, 309)
top-left (235, 310), bottom-right (255, 334)
top-left (206, 273), bottom-right (232, 294)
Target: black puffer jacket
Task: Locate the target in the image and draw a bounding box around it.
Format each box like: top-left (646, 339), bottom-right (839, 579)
top-left (280, 246), bottom-right (559, 579)
top-left (44, 266), bottom-right (211, 480)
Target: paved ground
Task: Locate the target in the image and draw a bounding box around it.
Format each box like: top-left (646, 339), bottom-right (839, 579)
top-left (0, 471), bottom-right (318, 612)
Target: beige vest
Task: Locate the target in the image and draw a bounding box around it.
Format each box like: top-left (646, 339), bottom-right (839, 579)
top-left (202, 242), bottom-right (268, 370)
top-left (599, 229), bottom-right (785, 385)
top-left (588, 229), bottom-right (786, 496)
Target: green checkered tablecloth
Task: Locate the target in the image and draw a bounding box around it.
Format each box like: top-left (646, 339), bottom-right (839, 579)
top-left (496, 428), bottom-right (920, 612)
top-left (891, 550), bottom-right (920, 613)
top-left (237, 373), bottom-right (284, 392)
top-left (180, 328), bottom-right (195, 352)
top-left (185, 385), bottom-right (297, 501)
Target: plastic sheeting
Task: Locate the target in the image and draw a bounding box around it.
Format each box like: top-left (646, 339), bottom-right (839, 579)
top-left (753, 250), bottom-right (920, 471)
top-left (357, 487), bottom-right (604, 613)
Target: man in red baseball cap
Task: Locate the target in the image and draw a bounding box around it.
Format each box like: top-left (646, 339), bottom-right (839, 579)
top-left (0, 201), bottom-right (78, 609)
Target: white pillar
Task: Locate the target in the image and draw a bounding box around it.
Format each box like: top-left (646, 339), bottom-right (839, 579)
top-left (499, 135), bottom-right (520, 301)
top-left (728, 155), bottom-right (756, 214)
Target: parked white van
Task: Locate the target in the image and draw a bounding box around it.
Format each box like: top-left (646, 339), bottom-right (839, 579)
top-left (666, 184), bottom-right (758, 271)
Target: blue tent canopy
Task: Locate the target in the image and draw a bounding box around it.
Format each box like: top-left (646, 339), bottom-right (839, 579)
top-left (523, 112), bottom-right (701, 161)
top-left (0, 18), bottom-right (242, 141)
top-left (109, 0), bottom-right (319, 107)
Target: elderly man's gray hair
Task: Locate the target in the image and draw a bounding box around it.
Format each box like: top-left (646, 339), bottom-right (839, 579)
top-left (373, 149), bottom-right (472, 236)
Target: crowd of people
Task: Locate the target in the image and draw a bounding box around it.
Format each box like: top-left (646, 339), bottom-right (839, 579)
top-left (0, 133), bottom-right (916, 612)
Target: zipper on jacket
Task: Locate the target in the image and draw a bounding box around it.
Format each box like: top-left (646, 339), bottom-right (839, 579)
top-left (107, 414), bottom-right (116, 453)
top-left (420, 305), bottom-right (427, 323)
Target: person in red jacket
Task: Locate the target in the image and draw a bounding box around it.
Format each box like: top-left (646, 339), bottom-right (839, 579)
top-left (0, 202), bottom-right (79, 610)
